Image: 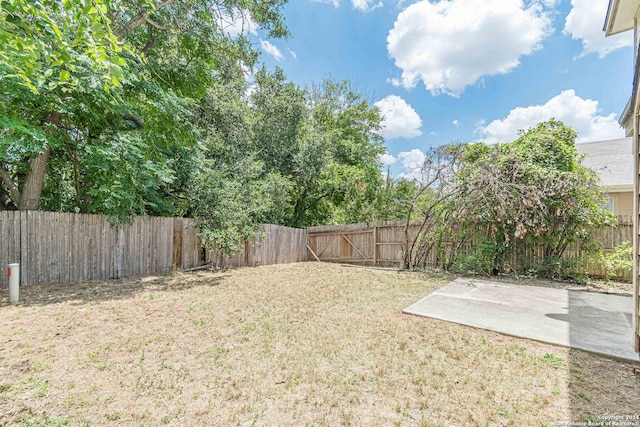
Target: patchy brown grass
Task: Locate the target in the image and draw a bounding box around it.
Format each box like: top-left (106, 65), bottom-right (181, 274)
top-left (0, 262), bottom-right (638, 426)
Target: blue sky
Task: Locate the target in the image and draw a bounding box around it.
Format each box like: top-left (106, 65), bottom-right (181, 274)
top-left (246, 0), bottom-right (634, 179)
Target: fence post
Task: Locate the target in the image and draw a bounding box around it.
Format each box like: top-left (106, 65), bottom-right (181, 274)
top-left (173, 218), bottom-right (183, 270)
top-left (372, 227), bottom-right (377, 266)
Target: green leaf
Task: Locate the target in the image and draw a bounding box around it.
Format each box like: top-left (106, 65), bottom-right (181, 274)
top-left (113, 56), bottom-right (126, 67)
top-left (109, 65), bottom-right (122, 80)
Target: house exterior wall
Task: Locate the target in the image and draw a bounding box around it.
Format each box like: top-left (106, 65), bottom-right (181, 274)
top-left (607, 191), bottom-right (634, 217)
top-left (632, 6), bottom-right (640, 355)
top-left (634, 2), bottom-right (640, 355)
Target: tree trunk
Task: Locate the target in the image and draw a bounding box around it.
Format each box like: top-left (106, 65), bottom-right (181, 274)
top-left (17, 112), bottom-right (61, 210)
top-left (18, 148), bottom-right (51, 210)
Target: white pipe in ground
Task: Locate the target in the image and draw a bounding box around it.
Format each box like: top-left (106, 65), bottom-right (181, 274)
top-left (8, 263), bottom-right (19, 305)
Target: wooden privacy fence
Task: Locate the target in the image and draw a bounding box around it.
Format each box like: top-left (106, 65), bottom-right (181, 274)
top-left (1, 209), bottom-right (629, 287)
top-left (308, 218), bottom-right (634, 280)
top-left (0, 211), bottom-right (308, 288)
top-left (170, 220), bottom-right (308, 269)
top-left (308, 221), bottom-right (409, 268)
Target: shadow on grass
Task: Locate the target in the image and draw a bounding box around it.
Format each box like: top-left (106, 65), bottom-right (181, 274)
top-left (545, 290), bottom-right (639, 423)
top-left (0, 271), bottom-right (228, 307)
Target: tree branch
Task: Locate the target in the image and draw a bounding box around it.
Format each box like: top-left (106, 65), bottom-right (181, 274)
top-left (0, 162), bottom-right (20, 203)
top-left (123, 114), bottom-right (144, 129)
top-left (114, 0), bottom-right (179, 38)
top-left (141, 23), bottom-right (155, 55)
top-left (145, 17), bottom-right (176, 31)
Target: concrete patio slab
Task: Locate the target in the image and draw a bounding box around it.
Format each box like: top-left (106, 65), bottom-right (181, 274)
top-left (404, 277), bottom-right (639, 362)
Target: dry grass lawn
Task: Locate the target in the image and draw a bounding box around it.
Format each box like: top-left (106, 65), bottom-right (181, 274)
top-left (0, 262), bottom-right (638, 426)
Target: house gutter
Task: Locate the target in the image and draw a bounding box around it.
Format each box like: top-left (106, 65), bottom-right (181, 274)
top-left (605, 184), bottom-right (635, 192)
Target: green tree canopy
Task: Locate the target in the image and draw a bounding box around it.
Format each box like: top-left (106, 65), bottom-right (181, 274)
top-left (183, 69), bottom-right (387, 253)
top-left (0, 0), bottom-right (288, 215)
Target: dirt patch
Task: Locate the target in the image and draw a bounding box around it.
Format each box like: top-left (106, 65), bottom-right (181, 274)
top-left (0, 263), bottom-right (638, 425)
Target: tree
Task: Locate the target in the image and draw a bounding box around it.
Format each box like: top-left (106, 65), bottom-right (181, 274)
top-left (184, 70), bottom-right (388, 254)
top-left (0, 0), bottom-right (288, 212)
top-left (403, 120), bottom-right (614, 277)
top-left (2, 1), bottom-right (390, 256)
top-left (0, 0), bottom-right (128, 94)
top-left (292, 79), bottom-right (385, 226)
top-left (0, 0), bottom-right (133, 209)
top-left (400, 145), bottom-right (463, 270)
top-left (370, 175), bottom-right (421, 222)
top-left (180, 75), bottom-right (292, 255)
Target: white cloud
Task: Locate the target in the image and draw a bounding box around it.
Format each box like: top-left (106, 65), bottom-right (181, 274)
top-left (374, 95), bottom-right (423, 139)
top-left (237, 62), bottom-right (259, 99)
top-left (288, 48), bottom-right (298, 60)
top-left (480, 90), bottom-right (624, 144)
top-left (351, 0), bottom-right (382, 11)
top-left (387, 0), bottom-right (551, 96)
top-left (240, 63), bottom-right (256, 98)
top-left (311, 0), bottom-right (339, 7)
top-left (397, 149), bottom-right (427, 181)
top-left (260, 40), bottom-right (284, 61)
top-left (563, 0), bottom-right (633, 58)
top-left (220, 9), bottom-right (257, 37)
top-left (398, 149), bottom-right (426, 169)
top-left (452, 119), bottom-right (460, 127)
top-left (386, 77), bottom-right (401, 87)
top-left (379, 153), bottom-right (397, 166)
top-left (310, 0), bottom-right (382, 10)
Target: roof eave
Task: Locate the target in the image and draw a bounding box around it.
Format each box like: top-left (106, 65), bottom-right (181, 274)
top-left (620, 95), bottom-right (634, 126)
top-left (604, 0), bottom-right (636, 36)
top-left (604, 0), bottom-right (618, 34)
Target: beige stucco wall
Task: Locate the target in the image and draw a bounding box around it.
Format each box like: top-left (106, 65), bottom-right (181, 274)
top-left (606, 191), bottom-right (634, 219)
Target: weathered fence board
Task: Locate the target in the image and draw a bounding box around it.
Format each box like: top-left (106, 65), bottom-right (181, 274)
top-left (203, 224), bottom-right (309, 268)
top-left (7, 212), bottom-right (176, 286)
top-left (179, 218), bottom-right (204, 270)
top-left (308, 218), bottom-right (634, 280)
top-left (0, 211), bottom-right (20, 289)
top-left (0, 212), bottom-right (307, 288)
top-left (257, 224), bottom-right (309, 265)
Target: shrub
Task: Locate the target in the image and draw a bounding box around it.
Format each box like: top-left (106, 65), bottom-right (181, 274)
top-left (593, 241), bottom-right (633, 281)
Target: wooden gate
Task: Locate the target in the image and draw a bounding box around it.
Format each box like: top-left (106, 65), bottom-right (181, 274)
top-left (307, 221), bottom-right (407, 267)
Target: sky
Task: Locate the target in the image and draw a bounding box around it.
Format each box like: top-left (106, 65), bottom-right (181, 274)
top-left (243, 0), bottom-right (634, 179)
